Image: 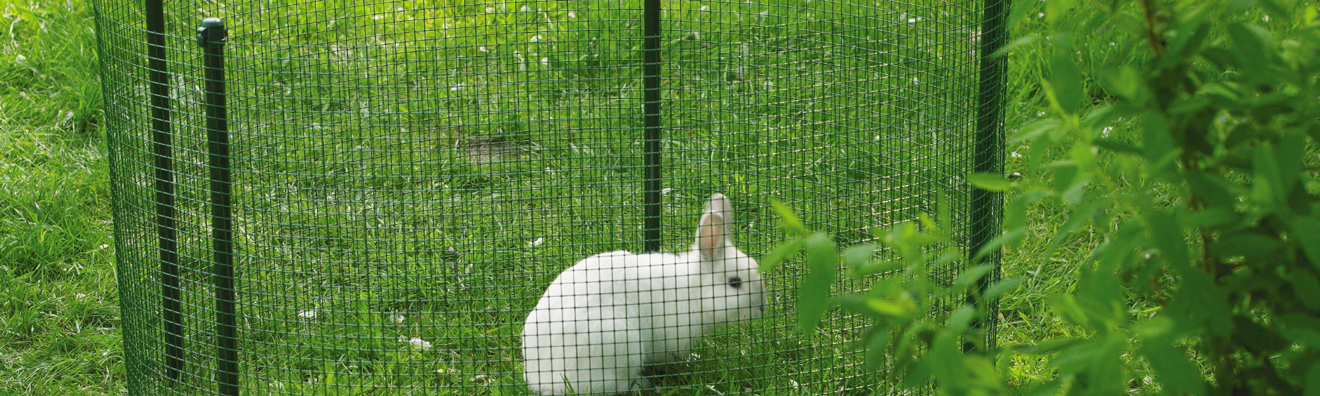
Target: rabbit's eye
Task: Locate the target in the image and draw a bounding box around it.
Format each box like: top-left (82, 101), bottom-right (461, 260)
top-left (728, 276), bottom-right (742, 289)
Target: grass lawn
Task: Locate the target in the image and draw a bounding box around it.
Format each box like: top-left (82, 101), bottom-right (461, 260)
top-left (0, 0), bottom-right (1145, 394)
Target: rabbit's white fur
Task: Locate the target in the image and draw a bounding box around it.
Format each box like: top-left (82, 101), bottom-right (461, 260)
top-left (522, 193), bottom-right (766, 395)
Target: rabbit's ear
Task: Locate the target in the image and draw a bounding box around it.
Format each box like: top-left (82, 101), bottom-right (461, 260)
top-left (697, 212), bottom-right (727, 261)
top-left (704, 193), bottom-right (734, 227)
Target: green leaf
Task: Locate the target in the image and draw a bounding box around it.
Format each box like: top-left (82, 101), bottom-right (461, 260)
top-left (947, 305), bottom-right (977, 333)
top-left (1209, 232), bottom-right (1283, 261)
top-left (1049, 295), bottom-right (1089, 327)
top-left (760, 238), bottom-right (804, 273)
top-left (1291, 271), bottom-right (1320, 312)
top-left (1052, 164), bottom-right (1079, 196)
top-left (1142, 112), bottom-right (1177, 173)
top-left (1006, 190), bottom-right (1052, 230)
top-left (982, 277), bottom-right (1023, 301)
top-left (1100, 65), bottom-right (1143, 102)
top-left (770, 198), bottom-right (806, 237)
top-left (1307, 361), bottom-right (1320, 396)
top-left (991, 34), bottom-right (1039, 59)
top-left (1279, 313), bottom-right (1320, 348)
top-left (1131, 316), bottom-right (1174, 338)
top-left (1224, 122), bottom-right (1261, 149)
top-left (953, 264), bottom-right (994, 292)
top-left (835, 294), bottom-right (876, 318)
top-left (1166, 268), bottom-right (1234, 338)
top-left (1140, 337), bottom-right (1206, 396)
top-left (1006, 0), bottom-right (1037, 28)
top-left (1009, 118), bottom-right (1061, 145)
top-left (841, 243), bottom-right (877, 271)
top-left (797, 232), bottom-right (837, 335)
top-left (1186, 207), bottom-right (1236, 229)
top-left (1009, 337), bottom-right (1085, 355)
top-left (1146, 210), bottom-right (1188, 269)
top-left (1259, 0), bottom-right (1296, 22)
top-left (852, 259), bottom-right (903, 279)
top-left (1226, 23), bottom-right (1273, 73)
top-left (1050, 34), bottom-right (1084, 115)
top-left (1077, 257), bottom-right (1125, 325)
top-left (1157, 19), bottom-right (1210, 70)
top-left (930, 330), bottom-right (971, 391)
top-left (1021, 380), bottom-right (1064, 396)
top-left (1293, 215), bottom-right (1320, 273)
top-left (1044, 197), bottom-right (1112, 259)
top-left (862, 326), bottom-right (890, 373)
top-left (1231, 314), bottom-right (1288, 355)
top-left (968, 172), bottom-right (1013, 192)
top-left (973, 227), bottom-right (1027, 262)
top-left (1277, 130), bottom-right (1305, 195)
top-left (866, 296), bottom-right (918, 319)
top-left (1186, 172), bottom-right (1237, 209)
top-left (1253, 142), bottom-right (1285, 205)
top-left (1093, 138), bottom-right (1141, 155)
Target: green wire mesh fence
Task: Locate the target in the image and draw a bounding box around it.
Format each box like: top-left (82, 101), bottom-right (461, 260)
top-left (96, 0), bottom-right (1007, 394)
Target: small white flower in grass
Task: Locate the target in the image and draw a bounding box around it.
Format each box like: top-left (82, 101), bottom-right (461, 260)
top-left (373, 15), bottom-right (384, 20)
top-left (521, 5), bottom-right (531, 12)
top-left (661, 187), bottom-right (672, 195)
top-left (1011, 151), bottom-right (1022, 158)
top-left (99, 244), bottom-right (109, 249)
top-left (790, 379), bottom-right (800, 389)
top-left (1037, 111), bottom-right (1046, 117)
top-left (1263, 15), bottom-right (1270, 22)
top-left (541, 57), bottom-right (549, 67)
top-left (450, 84), bottom-right (465, 92)
top-left (758, 10), bottom-right (769, 18)
top-left (1102, 126), bottom-right (1113, 137)
top-left (1038, 12), bottom-right (1044, 18)
top-left (75, 293), bottom-right (87, 299)
top-left (530, 237), bottom-right (544, 247)
top-left (390, 314), bottom-right (405, 326)
top-left (529, 34), bottom-right (541, 42)
top-left (409, 337), bottom-right (432, 351)
top-left (298, 310), bottom-right (316, 319)
top-left (913, 77), bottom-right (920, 84)
top-left (485, 6), bottom-right (495, 13)
top-left (478, 46), bottom-right (487, 53)
top-left (700, 5), bottom-right (710, 11)
top-left (567, 11), bottom-right (576, 18)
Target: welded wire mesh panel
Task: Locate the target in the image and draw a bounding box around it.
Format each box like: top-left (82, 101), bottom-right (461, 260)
top-left (659, 1), bottom-right (992, 393)
top-left (96, 0), bottom-right (1006, 394)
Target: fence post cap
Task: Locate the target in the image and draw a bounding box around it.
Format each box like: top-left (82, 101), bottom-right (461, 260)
top-left (196, 18), bottom-right (227, 47)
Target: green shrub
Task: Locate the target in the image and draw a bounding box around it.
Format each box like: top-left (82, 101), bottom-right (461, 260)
top-left (767, 0), bottom-right (1320, 394)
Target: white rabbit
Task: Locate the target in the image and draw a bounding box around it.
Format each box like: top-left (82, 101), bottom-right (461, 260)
top-left (521, 193), bottom-right (767, 395)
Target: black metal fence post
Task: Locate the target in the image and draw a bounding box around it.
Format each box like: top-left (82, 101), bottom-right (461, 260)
top-left (642, 0), bottom-right (663, 252)
top-left (968, 0), bottom-right (1010, 352)
top-left (143, 0), bottom-right (183, 381)
top-left (197, 17), bottom-right (239, 395)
